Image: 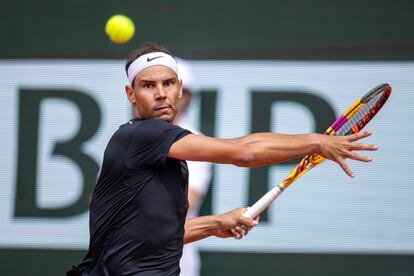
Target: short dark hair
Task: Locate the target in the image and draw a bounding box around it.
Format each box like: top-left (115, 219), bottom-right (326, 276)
top-left (125, 41), bottom-right (174, 74)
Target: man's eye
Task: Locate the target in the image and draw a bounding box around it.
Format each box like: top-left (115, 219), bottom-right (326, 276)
top-left (144, 83), bottom-right (153, 88)
top-left (165, 80), bottom-right (175, 86)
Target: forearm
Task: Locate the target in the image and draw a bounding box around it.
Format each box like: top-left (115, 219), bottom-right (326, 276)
top-left (184, 215), bottom-right (220, 244)
top-left (169, 132), bottom-right (322, 167)
top-left (237, 133), bottom-right (321, 167)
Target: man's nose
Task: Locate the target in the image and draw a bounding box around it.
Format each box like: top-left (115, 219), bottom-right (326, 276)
top-left (154, 84), bottom-right (167, 99)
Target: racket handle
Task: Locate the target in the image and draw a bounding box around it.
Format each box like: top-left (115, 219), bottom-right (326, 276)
top-left (243, 185), bottom-right (284, 218)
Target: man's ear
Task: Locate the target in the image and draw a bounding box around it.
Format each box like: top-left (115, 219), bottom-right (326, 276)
top-left (125, 85), bottom-right (136, 104)
top-left (178, 79), bottom-right (183, 98)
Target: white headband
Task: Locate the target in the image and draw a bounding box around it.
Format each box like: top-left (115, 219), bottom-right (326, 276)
top-left (127, 52), bottom-right (178, 86)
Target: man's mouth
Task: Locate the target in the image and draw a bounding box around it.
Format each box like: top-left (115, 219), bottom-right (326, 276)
top-left (155, 105), bottom-right (171, 111)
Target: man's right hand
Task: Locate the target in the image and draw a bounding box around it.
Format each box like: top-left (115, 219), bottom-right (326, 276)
top-left (214, 208), bottom-right (259, 239)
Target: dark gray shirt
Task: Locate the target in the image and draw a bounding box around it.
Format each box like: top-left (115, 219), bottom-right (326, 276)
top-left (76, 118), bottom-right (191, 275)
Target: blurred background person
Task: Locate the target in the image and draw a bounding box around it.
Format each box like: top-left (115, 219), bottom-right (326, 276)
top-left (175, 58), bottom-right (213, 276)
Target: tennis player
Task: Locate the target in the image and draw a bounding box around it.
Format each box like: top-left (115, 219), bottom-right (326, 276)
top-left (68, 41), bottom-right (377, 275)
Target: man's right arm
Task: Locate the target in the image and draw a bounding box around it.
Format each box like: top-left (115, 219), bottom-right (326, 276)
top-left (169, 131), bottom-right (377, 177)
top-left (183, 208), bottom-right (259, 244)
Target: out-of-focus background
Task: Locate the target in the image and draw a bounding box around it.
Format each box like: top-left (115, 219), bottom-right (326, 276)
top-left (1, 0), bottom-right (414, 275)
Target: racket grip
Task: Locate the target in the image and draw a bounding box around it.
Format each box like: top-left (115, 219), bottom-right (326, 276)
top-left (243, 186), bottom-right (284, 219)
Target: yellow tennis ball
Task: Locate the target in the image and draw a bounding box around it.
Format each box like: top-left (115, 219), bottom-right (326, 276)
top-left (105, 15), bottom-right (135, 43)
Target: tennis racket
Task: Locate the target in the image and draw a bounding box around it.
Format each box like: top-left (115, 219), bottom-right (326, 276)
top-left (244, 83), bottom-right (392, 219)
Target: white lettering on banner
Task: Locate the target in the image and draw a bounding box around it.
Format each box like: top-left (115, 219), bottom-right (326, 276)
top-left (0, 60), bottom-right (413, 254)
top-left (37, 99), bottom-right (83, 209)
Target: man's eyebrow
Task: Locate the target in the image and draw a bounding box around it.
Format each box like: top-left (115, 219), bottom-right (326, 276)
top-left (138, 79), bottom-right (156, 84)
top-left (163, 77), bottom-right (177, 82)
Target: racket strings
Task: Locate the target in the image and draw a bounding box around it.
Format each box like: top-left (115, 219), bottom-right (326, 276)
top-left (336, 92), bottom-right (383, 136)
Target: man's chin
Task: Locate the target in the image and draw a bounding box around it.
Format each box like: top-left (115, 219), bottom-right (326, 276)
top-left (155, 113), bottom-right (175, 122)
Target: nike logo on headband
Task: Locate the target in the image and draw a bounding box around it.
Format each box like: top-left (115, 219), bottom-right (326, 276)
top-left (147, 56), bottom-right (163, 62)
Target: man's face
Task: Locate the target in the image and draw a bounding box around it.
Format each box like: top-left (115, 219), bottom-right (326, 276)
top-left (125, 65), bottom-right (182, 122)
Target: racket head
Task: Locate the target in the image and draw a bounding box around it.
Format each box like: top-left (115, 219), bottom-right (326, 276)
top-left (340, 83), bottom-right (391, 135)
top-left (280, 83), bottom-right (391, 188)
